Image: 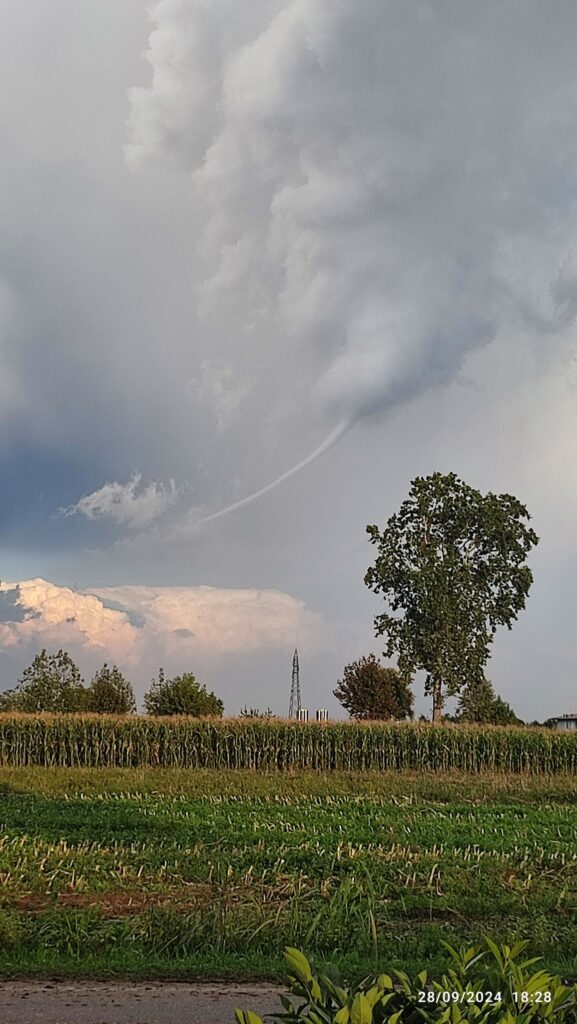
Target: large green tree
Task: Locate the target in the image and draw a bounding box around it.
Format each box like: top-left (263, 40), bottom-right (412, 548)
top-left (455, 677), bottom-right (521, 726)
top-left (144, 669), bottom-right (224, 717)
top-left (3, 649), bottom-right (86, 713)
top-left (86, 664), bottom-right (136, 714)
top-left (365, 472), bottom-right (538, 722)
top-left (333, 655), bottom-right (413, 721)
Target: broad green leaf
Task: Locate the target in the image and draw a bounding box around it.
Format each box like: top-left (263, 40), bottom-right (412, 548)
top-left (350, 993), bottom-right (372, 1024)
top-left (376, 974), bottom-right (394, 991)
top-left (310, 977), bottom-right (322, 1002)
top-left (235, 1011), bottom-right (264, 1024)
top-left (333, 1007), bottom-right (350, 1024)
top-left (284, 947), bottom-right (313, 984)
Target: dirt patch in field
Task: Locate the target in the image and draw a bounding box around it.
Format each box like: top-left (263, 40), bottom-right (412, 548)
top-left (2, 879), bottom-right (308, 917)
top-left (3, 886), bottom-right (215, 917)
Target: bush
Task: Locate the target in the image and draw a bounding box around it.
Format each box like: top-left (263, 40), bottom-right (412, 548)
top-left (0, 909), bottom-right (26, 951)
top-left (236, 941), bottom-right (577, 1022)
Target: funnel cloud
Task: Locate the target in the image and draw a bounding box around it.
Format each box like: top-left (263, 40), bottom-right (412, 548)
top-left (0, 1), bottom-right (577, 718)
top-left (127, 0), bottom-right (577, 522)
top-left (175, 417), bottom-right (353, 532)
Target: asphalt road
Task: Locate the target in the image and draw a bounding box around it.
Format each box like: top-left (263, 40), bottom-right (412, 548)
top-left (0, 980), bottom-right (287, 1024)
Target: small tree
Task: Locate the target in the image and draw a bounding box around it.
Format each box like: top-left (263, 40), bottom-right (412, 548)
top-left (86, 664), bottom-right (136, 714)
top-left (456, 678), bottom-right (521, 726)
top-left (239, 706), bottom-right (274, 718)
top-left (8, 649), bottom-right (86, 713)
top-left (333, 654), bottom-right (413, 721)
top-left (144, 669), bottom-right (224, 717)
top-left (365, 472), bottom-right (539, 722)
top-left (0, 688), bottom-right (16, 711)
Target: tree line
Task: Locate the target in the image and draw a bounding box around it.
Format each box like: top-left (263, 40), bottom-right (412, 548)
top-left (0, 646), bottom-right (525, 725)
top-left (0, 650), bottom-right (224, 717)
top-left (0, 470), bottom-right (542, 725)
top-left (332, 654), bottom-right (522, 725)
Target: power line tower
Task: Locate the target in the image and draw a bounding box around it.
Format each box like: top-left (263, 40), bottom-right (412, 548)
top-left (288, 648), bottom-right (301, 718)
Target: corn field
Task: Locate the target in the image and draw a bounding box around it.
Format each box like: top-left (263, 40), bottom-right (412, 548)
top-left (0, 714), bottom-right (575, 772)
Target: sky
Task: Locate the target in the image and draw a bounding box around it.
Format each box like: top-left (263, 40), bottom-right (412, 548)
top-left (0, 0), bottom-right (577, 719)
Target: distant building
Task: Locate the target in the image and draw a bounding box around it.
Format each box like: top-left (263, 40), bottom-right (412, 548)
top-left (550, 714), bottom-right (577, 731)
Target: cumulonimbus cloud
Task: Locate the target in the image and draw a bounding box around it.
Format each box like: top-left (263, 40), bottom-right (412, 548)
top-left (87, 583), bottom-right (330, 656)
top-left (0, 578), bottom-right (330, 669)
top-left (126, 0), bottom-right (577, 525)
top-left (0, 579), bottom-right (142, 662)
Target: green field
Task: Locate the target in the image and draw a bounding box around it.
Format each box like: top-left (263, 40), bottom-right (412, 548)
top-left (0, 768), bottom-right (576, 981)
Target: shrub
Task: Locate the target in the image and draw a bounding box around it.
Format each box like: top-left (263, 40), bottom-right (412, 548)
top-left (236, 941), bottom-right (577, 1022)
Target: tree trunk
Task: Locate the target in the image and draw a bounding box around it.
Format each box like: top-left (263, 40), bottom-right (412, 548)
top-left (432, 678), bottom-right (443, 723)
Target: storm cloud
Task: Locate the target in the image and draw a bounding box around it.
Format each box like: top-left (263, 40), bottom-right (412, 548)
top-left (0, 2), bottom-right (576, 719)
top-left (128, 0), bottom-right (577, 526)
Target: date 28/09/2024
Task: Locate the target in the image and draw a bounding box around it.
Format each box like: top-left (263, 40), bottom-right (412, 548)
top-left (417, 991), bottom-right (553, 1006)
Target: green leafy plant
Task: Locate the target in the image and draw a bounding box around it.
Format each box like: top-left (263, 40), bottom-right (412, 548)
top-left (86, 663), bottom-right (136, 714)
top-left (365, 472), bottom-right (539, 722)
top-left (235, 941), bottom-right (577, 1023)
top-left (3, 649), bottom-right (87, 713)
top-left (143, 668), bottom-right (224, 717)
top-left (456, 679), bottom-right (521, 727)
top-left (334, 655), bottom-right (413, 721)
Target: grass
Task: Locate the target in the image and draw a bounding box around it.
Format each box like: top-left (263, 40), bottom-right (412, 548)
top-left (0, 768), bottom-right (575, 981)
top-left (1, 765), bottom-right (577, 801)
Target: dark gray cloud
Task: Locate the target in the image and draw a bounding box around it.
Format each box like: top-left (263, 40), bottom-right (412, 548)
top-left (127, 0), bottom-right (577, 529)
top-left (0, 1), bottom-right (576, 721)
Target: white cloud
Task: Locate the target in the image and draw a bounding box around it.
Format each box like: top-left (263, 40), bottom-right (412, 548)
top-left (61, 473), bottom-right (180, 528)
top-left (87, 583), bottom-right (331, 656)
top-left (0, 579), bottom-right (142, 663)
top-left (0, 578), bottom-right (331, 672)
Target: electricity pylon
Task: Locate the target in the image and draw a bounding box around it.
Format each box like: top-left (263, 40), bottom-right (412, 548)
top-left (288, 648), bottom-right (301, 718)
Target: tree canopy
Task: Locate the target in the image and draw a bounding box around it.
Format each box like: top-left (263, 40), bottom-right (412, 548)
top-left (1, 649), bottom-right (86, 713)
top-left (333, 654), bottom-right (413, 721)
top-left (455, 678), bottom-right (521, 726)
top-left (365, 472), bottom-right (539, 722)
top-left (86, 664), bottom-right (136, 714)
top-left (143, 669), bottom-right (224, 717)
